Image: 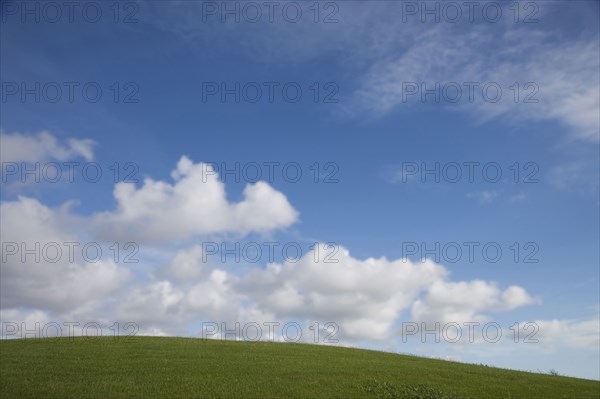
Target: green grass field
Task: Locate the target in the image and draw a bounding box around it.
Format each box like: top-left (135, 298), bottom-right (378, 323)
top-left (1, 336), bottom-right (598, 398)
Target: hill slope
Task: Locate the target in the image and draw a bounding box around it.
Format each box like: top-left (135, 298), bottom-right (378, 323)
top-left (1, 337), bottom-right (598, 398)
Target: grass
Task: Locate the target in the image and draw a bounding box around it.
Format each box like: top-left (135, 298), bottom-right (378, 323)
top-left (1, 336), bottom-right (598, 398)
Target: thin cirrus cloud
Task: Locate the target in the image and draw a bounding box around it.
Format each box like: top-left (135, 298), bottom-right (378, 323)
top-left (548, 161), bottom-right (600, 196)
top-left (353, 24), bottom-right (599, 142)
top-left (467, 190), bottom-right (498, 204)
top-left (92, 156), bottom-right (299, 243)
top-left (151, 2), bottom-right (599, 141)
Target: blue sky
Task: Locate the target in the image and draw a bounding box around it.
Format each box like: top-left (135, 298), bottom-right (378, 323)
top-left (1, 0), bottom-right (599, 380)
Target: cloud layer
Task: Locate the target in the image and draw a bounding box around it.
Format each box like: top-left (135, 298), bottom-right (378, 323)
top-left (1, 138), bottom-right (597, 377)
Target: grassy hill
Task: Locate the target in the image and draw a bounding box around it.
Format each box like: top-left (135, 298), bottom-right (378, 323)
top-left (1, 336), bottom-right (598, 398)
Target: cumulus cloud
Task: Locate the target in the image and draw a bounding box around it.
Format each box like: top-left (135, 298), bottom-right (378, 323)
top-left (157, 244), bottom-right (211, 282)
top-left (533, 317), bottom-right (600, 350)
top-left (234, 247), bottom-right (447, 341)
top-left (0, 130), bottom-right (95, 163)
top-left (114, 281), bottom-right (187, 335)
top-left (93, 156), bottom-right (299, 243)
top-left (3, 197), bottom-right (594, 373)
top-left (0, 197), bottom-right (132, 314)
top-left (411, 281), bottom-right (538, 325)
top-left (111, 244), bottom-right (536, 344)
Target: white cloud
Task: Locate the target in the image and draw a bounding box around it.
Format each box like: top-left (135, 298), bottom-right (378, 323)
top-left (533, 317), bottom-right (600, 350)
top-left (93, 156), bottom-right (299, 243)
top-left (0, 198), bottom-right (539, 343)
top-left (354, 23), bottom-right (599, 141)
top-left (400, 314), bottom-right (600, 379)
top-left (411, 281), bottom-right (538, 325)
top-left (114, 281), bottom-right (187, 335)
top-left (0, 309), bottom-right (52, 337)
top-left (0, 197), bottom-right (132, 314)
top-left (145, 3), bottom-right (599, 141)
top-left (0, 130), bottom-right (95, 163)
top-left (234, 247), bottom-right (446, 341)
top-left (157, 244), bottom-right (211, 282)
top-left (3, 194), bottom-right (596, 376)
top-left (112, 244), bottom-right (536, 344)
top-left (508, 193), bottom-right (527, 204)
top-left (548, 161), bottom-right (600, 196)
top-left (467, 190), bottom-right (498, 204)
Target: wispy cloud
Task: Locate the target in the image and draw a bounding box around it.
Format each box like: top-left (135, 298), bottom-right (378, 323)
top-left (548, 161), bottom-right (600, 196)
top-left (145, 2), bottom-right (599, 141)
top-left (508, 193), bottom-right (528, 204)
top-left (467, 190), bottom-right (498, 204)
top-left (353, 24), bottom-right (599, 142)
top-left (0, 130), bottom-right (95, 163)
